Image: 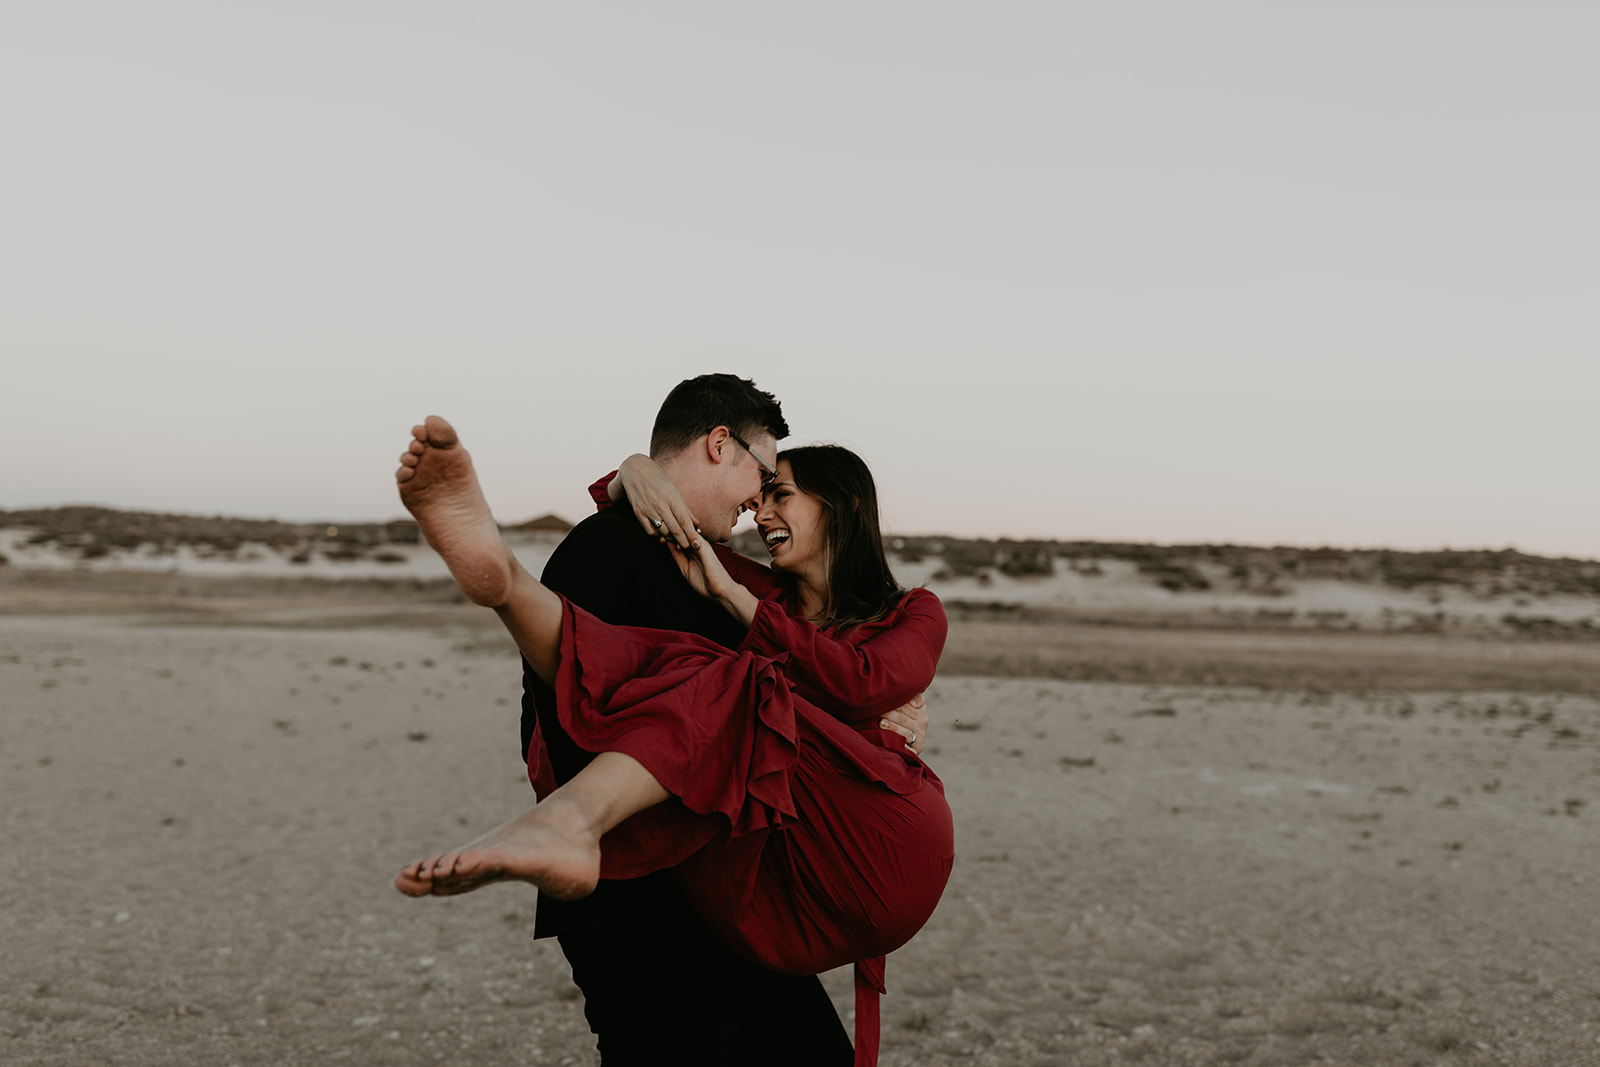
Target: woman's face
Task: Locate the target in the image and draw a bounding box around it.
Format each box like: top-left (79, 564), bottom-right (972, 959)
top-left (754, 460), bottom-right (829, 578)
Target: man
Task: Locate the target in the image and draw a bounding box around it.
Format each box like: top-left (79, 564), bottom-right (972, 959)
top-left (521, 374), bottom-right (853, 1065)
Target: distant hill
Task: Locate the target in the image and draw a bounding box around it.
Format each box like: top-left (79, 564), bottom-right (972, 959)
top-left (5, 505), bottom-right (1598, 603)
top-left (726, 529), bottom-right (1600, 600)
top-left (0, 506), bottom-right (422, 563)
top-left (5, 506), bottom-right (1598, 641)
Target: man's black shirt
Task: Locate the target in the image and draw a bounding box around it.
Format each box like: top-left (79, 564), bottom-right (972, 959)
top-left (522, 504), bottom-right (752, 939)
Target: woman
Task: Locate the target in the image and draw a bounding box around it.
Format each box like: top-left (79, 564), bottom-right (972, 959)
top-left (393, 417), bottom-right (952, 1067)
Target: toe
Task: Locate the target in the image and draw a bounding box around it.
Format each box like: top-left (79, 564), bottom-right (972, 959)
top-left (423, 415), bottom-right (458, 449)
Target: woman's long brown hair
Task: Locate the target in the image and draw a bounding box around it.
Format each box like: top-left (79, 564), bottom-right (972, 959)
top-left (779, 445), bottom-right (906, 631)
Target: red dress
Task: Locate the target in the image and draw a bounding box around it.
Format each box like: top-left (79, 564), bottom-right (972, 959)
top-left (526, 536), bottom-right (953, 1067)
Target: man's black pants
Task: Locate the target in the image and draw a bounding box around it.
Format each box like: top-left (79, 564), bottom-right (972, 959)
top-left (557, 880), bottom-right (853, 1066)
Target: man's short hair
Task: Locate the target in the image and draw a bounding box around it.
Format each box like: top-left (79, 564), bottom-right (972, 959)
top-left (649, 374), bottom-right (790, 458)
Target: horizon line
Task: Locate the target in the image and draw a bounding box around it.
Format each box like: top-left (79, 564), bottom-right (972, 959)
top-left (2, 502), bottom-right (1597, 565)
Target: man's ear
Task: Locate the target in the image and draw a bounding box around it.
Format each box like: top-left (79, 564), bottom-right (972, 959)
top-left (704, 426), bottom-right (732, 466)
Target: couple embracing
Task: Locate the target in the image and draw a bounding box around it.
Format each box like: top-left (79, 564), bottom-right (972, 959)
top-left (393, 373), bottom-right (954, 1066)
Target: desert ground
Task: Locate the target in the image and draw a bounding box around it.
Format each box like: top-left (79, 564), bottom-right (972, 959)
top-left (3, 525), bottom-right (1599, 1066)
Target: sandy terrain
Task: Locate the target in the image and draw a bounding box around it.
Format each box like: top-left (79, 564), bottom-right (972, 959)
top-left (3, 568), bottom-right (1599, 1065)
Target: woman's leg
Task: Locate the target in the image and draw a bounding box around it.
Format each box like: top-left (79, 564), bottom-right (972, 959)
top-left (395, 750), bottom-right (669, 899)
top-left (394, 416), bottom-right (670, 898)
top-left (396, 414), bottom-right (566, 680)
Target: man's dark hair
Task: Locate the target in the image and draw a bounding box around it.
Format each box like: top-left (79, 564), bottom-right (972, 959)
top-left (649, 374), bottom-right (789, 457)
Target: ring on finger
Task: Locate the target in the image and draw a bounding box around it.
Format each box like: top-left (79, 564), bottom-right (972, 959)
top-left (652, 518), bottom-right (664, 529)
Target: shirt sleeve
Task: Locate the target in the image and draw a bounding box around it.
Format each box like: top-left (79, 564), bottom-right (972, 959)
top-left (738, 587), bottom-right (947, 725)
top-left (522, 514), bottom-right (652, 771)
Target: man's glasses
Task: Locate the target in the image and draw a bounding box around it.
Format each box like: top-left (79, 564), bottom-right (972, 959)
top-left (728, 431), bottom-right (779, 490)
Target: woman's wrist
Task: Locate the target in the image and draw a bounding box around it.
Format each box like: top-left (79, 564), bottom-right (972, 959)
top-left (612, 454), bottom-right (651, 503)
top-left (717, 585), bottom-right (761, 627)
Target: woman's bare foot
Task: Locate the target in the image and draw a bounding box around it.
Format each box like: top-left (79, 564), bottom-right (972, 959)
top-left (395, 416), bottom-right (513, 607)
top-left (394, 800), bottom-right (601, 901)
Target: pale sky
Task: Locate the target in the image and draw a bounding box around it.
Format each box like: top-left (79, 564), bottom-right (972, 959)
top-left (5, 3), bottom-right (1597, 558)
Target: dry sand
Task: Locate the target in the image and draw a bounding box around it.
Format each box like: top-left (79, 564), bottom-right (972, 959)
top-left (3, 582), bottom-right (1599, 1066)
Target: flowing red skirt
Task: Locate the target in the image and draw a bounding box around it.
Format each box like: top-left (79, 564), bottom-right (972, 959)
top-left (528, 600), bottom-right (955, 1066)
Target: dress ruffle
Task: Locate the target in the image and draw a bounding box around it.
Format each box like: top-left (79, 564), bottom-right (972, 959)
top-left (534, 597), bottom-right (933, 880)
top-left (539, 600), bottom-right (800, 877)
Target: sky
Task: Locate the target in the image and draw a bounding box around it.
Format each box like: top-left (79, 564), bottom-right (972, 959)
top-left (5, 2), bottom-right (1597, 558)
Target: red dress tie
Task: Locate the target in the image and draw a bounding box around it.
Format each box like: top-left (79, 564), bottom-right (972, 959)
top-left (853, 956), bottom-right (887, 1067)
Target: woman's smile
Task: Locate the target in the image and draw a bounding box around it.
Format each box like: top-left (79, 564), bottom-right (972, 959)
top-left (755, 461), bottom-right (825, 578)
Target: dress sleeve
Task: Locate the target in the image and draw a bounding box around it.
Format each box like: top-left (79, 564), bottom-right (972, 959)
top-left (739, 588), bottom-right (947, 725)
top-left (588, 471), bottom-right (619, 511)
top-left (713, 544), bottom-right (783, 599)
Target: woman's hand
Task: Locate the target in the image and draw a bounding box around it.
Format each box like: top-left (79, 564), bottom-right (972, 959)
top-left (879, 692), bottom-right (928, 755)
top-left (615, 454), bottom-right (700, 549)
top-left (669, 539), bottom-right (761, 628)
top-left (668, 537), bottom-right (733, 599)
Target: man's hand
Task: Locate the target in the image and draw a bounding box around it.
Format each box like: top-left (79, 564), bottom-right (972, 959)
top-left (879, 692), bottom-right (928, 755)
